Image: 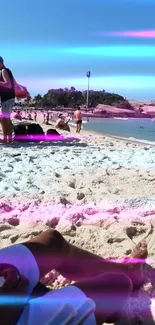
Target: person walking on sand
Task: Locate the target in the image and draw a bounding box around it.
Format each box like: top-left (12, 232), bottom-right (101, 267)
top-left (45, 111), bottom-right (49, 125)
top-left (74, 106), bottom-right (82, 133)
top-left (43, 111), bottom-right (46, 124)
top-left (0, 56), bottom-right (15, 143)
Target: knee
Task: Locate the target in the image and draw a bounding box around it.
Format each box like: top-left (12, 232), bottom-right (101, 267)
top-left (43, 229), bottom-right (67, 250)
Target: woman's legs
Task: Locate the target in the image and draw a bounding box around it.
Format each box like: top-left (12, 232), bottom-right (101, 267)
top-left (6, 118), bottom-right (13, 142)
top-left (1, 99), bottom-right (14, 142)
top-left (0, 118), bottom-right (8, 142)
top-left (75, 273), bottom-right (132, 324)
top-left (23, 229), bottom-right (147, 288)
top-left (0, 230), bottom-right (143, 325)
top-left (0, 117), bottom-right (13, 143)
top-left (23, 230), bottom-right (68, 278)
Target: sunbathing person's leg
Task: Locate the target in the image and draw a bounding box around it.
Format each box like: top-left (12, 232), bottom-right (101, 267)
top-left (64, 124), bottom-right (70, 132)
top-left (0, 267), bottom-right (131, 325)
top-left (0, 229), bottom-right (146, 312)
top-left (75, 273), bottom-right (132, 324)
top-left (0, 231), bottom-right (146, 325)
top-left (23, 229), bottom-right (147, 289)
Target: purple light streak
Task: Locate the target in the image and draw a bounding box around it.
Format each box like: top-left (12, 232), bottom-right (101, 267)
top-left (96, 30), bottom-right (155, 38)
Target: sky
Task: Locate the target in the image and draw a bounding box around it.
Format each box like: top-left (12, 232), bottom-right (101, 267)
top-left (2, 0), bottom-right (155, 100)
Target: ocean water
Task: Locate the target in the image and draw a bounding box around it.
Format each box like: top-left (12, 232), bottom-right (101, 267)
top-left (84, 118), bottom-right (155, 143)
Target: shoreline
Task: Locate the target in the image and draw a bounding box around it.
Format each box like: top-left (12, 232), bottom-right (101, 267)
top-left (14, 109), bottom-right (155, 147)
top-left (12, 115), bottom-right (155, 148)
top-left (68, 120), bottom-right (155, 148)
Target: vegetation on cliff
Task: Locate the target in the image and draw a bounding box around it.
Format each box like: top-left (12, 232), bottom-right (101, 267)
top-left (31, 87), bottom-right (132, 109)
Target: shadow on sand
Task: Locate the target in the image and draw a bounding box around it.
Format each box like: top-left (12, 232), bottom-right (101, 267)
top-left (1, 140), bottom-right (88, 149)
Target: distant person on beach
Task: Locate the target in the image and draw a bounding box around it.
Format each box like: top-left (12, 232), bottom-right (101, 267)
top-left (14, 110), bottom-right (22, 121)
top-left (45, 111), bottom-right (49, 125)
top-left (43, 112), bottom-right (46, 124)
top-left (56, 114), bottom-right (70, 132)
top-left (74, 106), bottom-right (82, 133)
top-left (27, 112), bottom-right (32, 120)
top-left (34, 111), bottom-right (37, 122)
top-left (0, 56), bottom-right (15, 143)
top-left (0, 230), bottom-right (147, 325)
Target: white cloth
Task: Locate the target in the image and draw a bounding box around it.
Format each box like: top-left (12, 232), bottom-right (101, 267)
top-left (25, 285), bottom-right (96, 325)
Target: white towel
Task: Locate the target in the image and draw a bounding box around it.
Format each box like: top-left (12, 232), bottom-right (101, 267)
top-left (25, 285), bottom-right (96, 325)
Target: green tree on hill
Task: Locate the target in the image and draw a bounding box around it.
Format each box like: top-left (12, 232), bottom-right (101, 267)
top-left (32, 87), bottom-right (132, 109)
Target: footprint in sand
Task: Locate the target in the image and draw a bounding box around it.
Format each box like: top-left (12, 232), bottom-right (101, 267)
top-left (55, 173), bottom-right (61, 178)
top-left (125, 220), bottom-right (153, 246)
top-left (11, 153), bottom-right (21, 157)
top-left (68, 180), bottom-right (76, 189)
top-left (4, 167), bottom-right (13, 173)
top-left (15, 157), bottom-right (22, 162)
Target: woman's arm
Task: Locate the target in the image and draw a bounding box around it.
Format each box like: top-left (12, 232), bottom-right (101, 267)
top-left (0, 69), bottom-right (11, 88)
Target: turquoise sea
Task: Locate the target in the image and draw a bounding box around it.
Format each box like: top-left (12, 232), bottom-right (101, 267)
top-left (84, 118), bottom-right (155, 143)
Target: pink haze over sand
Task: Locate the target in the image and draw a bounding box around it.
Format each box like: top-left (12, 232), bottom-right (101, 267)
top-left (0, 200), bottom-right (153, 264)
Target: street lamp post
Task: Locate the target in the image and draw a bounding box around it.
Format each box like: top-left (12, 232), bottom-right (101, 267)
top-left (86, 71), bottom-right (91, 110)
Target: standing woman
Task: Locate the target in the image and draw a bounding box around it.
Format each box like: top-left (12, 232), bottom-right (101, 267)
top-left (0, 56), bottom-right (15, 143)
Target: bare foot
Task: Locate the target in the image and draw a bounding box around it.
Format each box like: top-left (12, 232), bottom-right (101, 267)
top-left (131, 240), bottom-right (148, 260)
top-left (7, 137), bottom-right (13, 143)
top-left (127, 240), bottom-right (148, 291)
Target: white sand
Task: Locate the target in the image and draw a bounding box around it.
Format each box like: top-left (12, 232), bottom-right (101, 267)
top-left (1, 119), bottom-right (155, 324)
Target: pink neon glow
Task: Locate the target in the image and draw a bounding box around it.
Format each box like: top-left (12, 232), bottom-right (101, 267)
top-left (12, 134), bottom-right (77, 142)
top-left (0, 133), bottom-right (100, 143)
top-left (0, 202), bottom-right (152, 249)
top-left (97, 30), bottom-right (155, 38)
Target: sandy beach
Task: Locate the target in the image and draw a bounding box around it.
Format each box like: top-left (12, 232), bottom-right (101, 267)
top-left (1, 116), bottom-right (155, 323)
